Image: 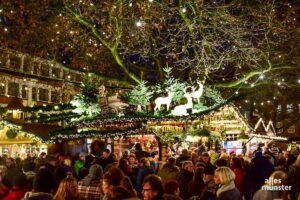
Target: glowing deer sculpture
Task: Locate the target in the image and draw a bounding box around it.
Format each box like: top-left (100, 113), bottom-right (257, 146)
top-left (154, 88), bottom-right (173, 111)
top-left (191, 81), bottom-right (204, 104)
top-left (172, 89), bottom-right (193, 116)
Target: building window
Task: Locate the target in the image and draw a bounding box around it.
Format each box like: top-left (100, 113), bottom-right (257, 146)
top-left (287, 125), bottom-right (295, 134)
top-left (32, 62), bottom-right (39, 75)
top-left (277, 105), bottom-right (282, 113)
top-left (52, 68), bottom-right (61, 78)
top-left (8, 82), bottom-right (19, 97)
top-left (23, 57), bottom-right (32, 73)
top-left (0, 83), bottom-right (5, 95)
top-left (32, 87), bottom-right (37, 101)
top-left (21, 85), bottom-right (28, 99)
top-left (10, 55), bottom-right (20, 71)
top-left (287, 104), bottom-right (293, 113)
top-left (39, 88), bottom-right (48, 102)
top-left (276, 122), bottom-right (283, 134)
top-left (41, 64), bottom-right (49, 77)
top-left (51, 90), bottom-right (61, 103)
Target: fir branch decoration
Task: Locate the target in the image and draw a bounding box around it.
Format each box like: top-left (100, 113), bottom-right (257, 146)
top-left (128, 80), bottom-right (153, 112)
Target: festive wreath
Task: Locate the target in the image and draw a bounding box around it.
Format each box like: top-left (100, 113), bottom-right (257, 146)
top-left (6, 129), bottom-right (17, 139)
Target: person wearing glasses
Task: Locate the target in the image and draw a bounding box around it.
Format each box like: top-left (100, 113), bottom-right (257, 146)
top-left (142, 175), bottom-right (164, 200)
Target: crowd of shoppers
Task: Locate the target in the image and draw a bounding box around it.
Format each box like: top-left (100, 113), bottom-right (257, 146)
top-left (0, 144), bottom-right (299, 200)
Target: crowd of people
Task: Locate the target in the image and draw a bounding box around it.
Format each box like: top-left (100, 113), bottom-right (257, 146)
top-left (0, 143), bottom-right (299, 200)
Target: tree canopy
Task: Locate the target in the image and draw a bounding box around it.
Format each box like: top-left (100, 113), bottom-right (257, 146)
top-left (0, 0), bottom-right (299, 124)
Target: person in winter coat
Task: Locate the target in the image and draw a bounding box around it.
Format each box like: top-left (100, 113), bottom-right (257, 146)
top-left (253, 170), bottom-right (289, 200)
top-left (176, 149), bottom-right (190, 167)
top-left (142, 175), bottom-right (165, 200)
top-left (288, 155), bottom-right (300, 200)
top-left (54, 175), bottom-right (80, 200)
top-left (137, 158), bottom-right (154, 198)
top-left (2, 173), bottom-right (29, 200)
top-left (158, 157), bottom-right (180, 185)
top-left (200, 165), bottom-right (217, 200)
top-left (80, 164), bottom-right (103, 186)
top-left (22, 168), bottom-right (54, 200)
top-left (214, 167), bottom-right (241, 200)
top-left (163, 180), bottom-right (182, 200)
top-left (247, 151), bottom-right (274, 199)
top-left (177, 161), bottom-right (194, 200)
top-left (73, 153), bottom-right (86, 177)
top-left (229, 157), bottom-right (245, 197)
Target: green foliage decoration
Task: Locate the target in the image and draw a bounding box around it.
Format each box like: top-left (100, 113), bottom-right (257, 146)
top-left (71, 76), bottom-right (101, 116)
top-left (127, 80), bottom-right (153, 111)
top-left (154, 67), bottom-right (187, 103)
top-left (6, 129), bottom-right (18, 139)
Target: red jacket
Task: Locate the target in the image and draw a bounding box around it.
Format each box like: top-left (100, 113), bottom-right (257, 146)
top-left (233, 168), bottom-right (245, 196)
top-left (2, 186), bottom-right (29, 200)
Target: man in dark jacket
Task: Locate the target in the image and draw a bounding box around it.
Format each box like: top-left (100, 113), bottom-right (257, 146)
top-left (247, 151), bottom-right (274, 199)
top-left (176, 149), bottom-right (190, 167)
top-left (23, 168), bottom-right (54, 200)
top-left (200, 165), bottom-right (217, 200)
top-left (100, 149), bottom-right (115, 170)
top-left (177, 161), bottom-right (194, 200)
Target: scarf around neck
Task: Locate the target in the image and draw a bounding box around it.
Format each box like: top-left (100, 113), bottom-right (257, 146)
top-left (216, 181), bottom-right (235, 197)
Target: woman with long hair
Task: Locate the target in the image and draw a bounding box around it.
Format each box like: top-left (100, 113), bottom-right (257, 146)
top-left (230, 157), bottom-right (245, 197)
top-left (120, 176), bottom-right (138, 198)
top-left (118, 158), bottom-right (136, 186)
top-left (54, 175), bottom-right (80, 200)
top-left (214, 167), bottom-right (241, 200)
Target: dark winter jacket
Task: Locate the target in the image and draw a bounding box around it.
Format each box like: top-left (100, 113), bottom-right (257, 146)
top-left (177, 169), bottom-right (193, 200)
top-left (217, 188), bottom-right (240, 200)
top-left (248, 156), bottom-right (274, 198)
top-left (288, 165), bottom-right (300, 200)
top-left (136, 166), bottom-right (154, 198)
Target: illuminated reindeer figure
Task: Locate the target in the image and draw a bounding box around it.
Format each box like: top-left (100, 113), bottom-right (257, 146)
top-left (154, 87), bottom-right (173, 111)
top-left (172, 88), bottom-right (193, 116)
top-left (190, 81), bottom-right (204, 104)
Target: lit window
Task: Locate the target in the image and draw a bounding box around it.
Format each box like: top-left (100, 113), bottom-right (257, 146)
top-left (276, 122), bottom-right (283, 134)
top-left (287, 104), bottom-right (293, 113)
top-left (277, 105), bottom-right (282, 113)
top-left (287, 125), bottom-right (295, 134)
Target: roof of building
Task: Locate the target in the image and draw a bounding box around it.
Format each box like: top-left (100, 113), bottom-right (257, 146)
top-left (6, 98), bottom-right (25, 110)
top-left (21, 123), bottom-right (61, 141)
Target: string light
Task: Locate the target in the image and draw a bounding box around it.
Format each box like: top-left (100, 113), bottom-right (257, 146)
top-left (182, 8), bottom-right (187, 13)
top-left (136, 20), bottom-right (142, 27)
top-left (259, 74), bottom-right (264, 79)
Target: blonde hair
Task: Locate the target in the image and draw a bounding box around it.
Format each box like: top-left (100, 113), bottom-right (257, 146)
top-left (120, 176), bottom-right (138, 197)
top-left (215, 167), bottom-right (235, 184)
top-left (54, 175), bottom-right (77, 200)
top-left (267, 171), bottom-right (287, 186)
